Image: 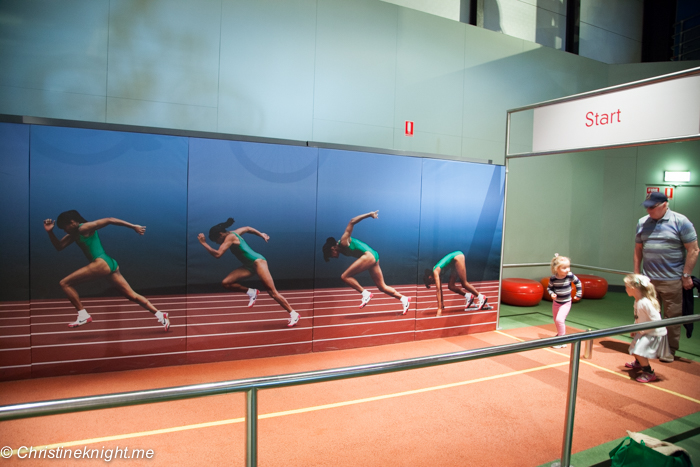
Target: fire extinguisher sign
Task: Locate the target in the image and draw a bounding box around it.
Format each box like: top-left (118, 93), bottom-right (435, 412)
top-left (646, 186), bottom-right (674, 199)
top-left (405, 121), bottom-right (414, 137)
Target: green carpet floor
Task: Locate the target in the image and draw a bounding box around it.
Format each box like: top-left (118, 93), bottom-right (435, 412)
top-left (499, 290), bottom-right (700, 467)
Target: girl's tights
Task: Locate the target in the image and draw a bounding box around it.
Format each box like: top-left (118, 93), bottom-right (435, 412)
top-left (552, 301), bottom-right (572, 336)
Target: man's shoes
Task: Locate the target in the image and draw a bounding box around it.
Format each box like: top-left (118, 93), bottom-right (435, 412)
top-left (161, 312), bottom-right (170, 331)
top-left (659, 354), bottom-right (675, 363)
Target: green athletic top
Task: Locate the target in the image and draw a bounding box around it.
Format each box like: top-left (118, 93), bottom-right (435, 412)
top-left (433, 251), bottom-right (463, 271)
top-left (338, 237), bottom-right (379, 262)
top-left (76, 226), bottom-right (119, 273)
top-left (228, 232), bottom-right (265, 269)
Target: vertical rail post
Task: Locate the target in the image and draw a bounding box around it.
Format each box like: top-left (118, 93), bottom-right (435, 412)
top-left (246, 388), bottom-right (258, 467)
top-left (560, 340), bottom-right (582, 467)
top-left (583, 329), bottom-right (593, 359)
top-left (498, 113), bottom-right (511, 329)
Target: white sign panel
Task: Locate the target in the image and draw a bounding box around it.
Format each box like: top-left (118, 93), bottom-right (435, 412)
top-left (533, 75), bottom-right (700, 153)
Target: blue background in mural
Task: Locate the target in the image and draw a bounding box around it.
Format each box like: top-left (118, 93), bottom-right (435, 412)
top-left (419, 159), bottom-right (505, 282)
top-left (11, 123), bottom-right (504, 301)
top-left (187, 138), bottom-right (319, 292)
top-left (29, 126), bottom-right (188, 299)
top-left (0, 123), bottom-right (30, 301)
top-left (315, 149), bottom-right (423, 288)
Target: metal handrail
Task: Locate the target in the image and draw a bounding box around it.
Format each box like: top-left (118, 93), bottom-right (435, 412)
top-left (673, 12), bottom-right (700, 29)
top-left (673, 23), bottom-right (700, 38)
top-left (503, 262), bottom-right (631, 275)
top-left (676, 45), bottom-right (700, 61)
top-left (672, 13), bottom-right (700, 61)
top-left (2, 315), bottom-right (699, 467)
top-left (673, 13), bottom-right (700, 39)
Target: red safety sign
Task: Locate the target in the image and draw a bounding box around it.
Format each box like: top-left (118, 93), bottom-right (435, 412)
top-left (665, 187), bottom-right (674, 199)
top-left (405, 121), bottom-right (414, 137)
top-left (647, 187), bottom-right (659, 194)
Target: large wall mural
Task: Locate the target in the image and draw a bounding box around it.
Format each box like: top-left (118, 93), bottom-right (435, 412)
top-left (0, 122), bottom-right (505, 381)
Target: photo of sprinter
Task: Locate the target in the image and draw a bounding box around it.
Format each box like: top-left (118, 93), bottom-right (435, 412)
top-left (197, 217), bottom-right (300, 327)
top-left (322, 211), bottom-right (411, 315)
top-left (423, 251), bottom-right (489, 316)
top-left (43, 210), bottom-right (170, 330)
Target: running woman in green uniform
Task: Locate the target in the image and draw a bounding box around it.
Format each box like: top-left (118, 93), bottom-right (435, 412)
top-left (322, 211), bottom-right (411, 314)
top-left (43, 210), bottom-right (170, 330)
top-left (198, 218), bottom-right (300, 327)
top-left (423, 251), bottom-right (487, 316)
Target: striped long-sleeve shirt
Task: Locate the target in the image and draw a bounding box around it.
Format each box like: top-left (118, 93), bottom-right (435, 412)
top-left (547, 273), bottom-right (582, 303)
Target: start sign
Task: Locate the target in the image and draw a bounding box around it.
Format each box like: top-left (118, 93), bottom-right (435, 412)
top-left (532, 75), bottom-right (700, 153)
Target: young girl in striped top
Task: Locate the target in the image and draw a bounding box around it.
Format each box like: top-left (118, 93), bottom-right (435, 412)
top-left (547, 254), bottom-right (582, 348)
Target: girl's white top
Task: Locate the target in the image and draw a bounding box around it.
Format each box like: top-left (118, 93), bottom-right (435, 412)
top-left (634, 297), bottom-right (667, 337)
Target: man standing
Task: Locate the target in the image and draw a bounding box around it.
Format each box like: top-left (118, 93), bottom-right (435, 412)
top-left (634, 192), bottom-right (699, 362)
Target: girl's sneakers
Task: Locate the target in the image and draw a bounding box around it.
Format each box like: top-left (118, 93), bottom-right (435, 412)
top-left (625, 360), bottom-right (642, 370)
top-left (636, 371), bottom-right (657, 383)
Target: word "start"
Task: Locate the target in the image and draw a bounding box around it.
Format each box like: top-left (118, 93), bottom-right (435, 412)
top-left (585, 109), bottom-right (621, 127)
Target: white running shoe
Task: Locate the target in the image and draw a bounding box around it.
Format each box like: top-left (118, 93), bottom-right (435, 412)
top-left (359, 290), bottom-right (373, 308)
top-left (401, 296), bottom-right (411, 315)
top-left (464, 293), bottom-right (474, 310)
top-left (68, 315), bottom-right (92, 328)
top-left (288, 311), bottom-right (300, 327)
top-left (247, 289), bottom-right (259, 308)
top-left (473, 294), bottom-right (487, 310)
top-left (161, 312), bottom-right (170, 332)
top-left (552, 344), bottom-right (567, 349)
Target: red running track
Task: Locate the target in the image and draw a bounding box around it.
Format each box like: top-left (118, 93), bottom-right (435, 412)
top-left (0, 281), bottom-right (499, 380)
